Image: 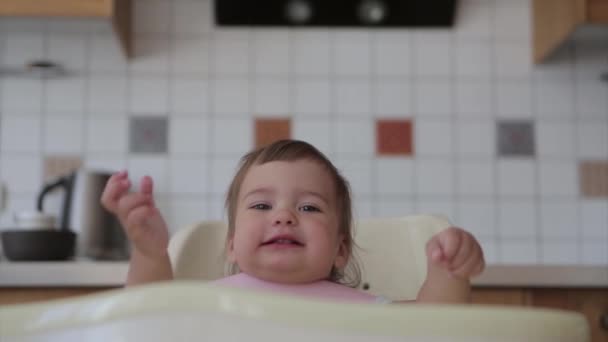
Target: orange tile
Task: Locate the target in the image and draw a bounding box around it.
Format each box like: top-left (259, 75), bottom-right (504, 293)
top-left (376, 119), bottom-right (413, 156)
top-left (580, 161), bottom-right (608, 198)
top-left (255, 118), bottom-right (291, 148)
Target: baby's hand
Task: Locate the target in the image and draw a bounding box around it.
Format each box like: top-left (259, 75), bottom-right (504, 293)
top-left (425, 227), bottom-right (485, 279)
top-left (101, 171), bottom-right (169, 260)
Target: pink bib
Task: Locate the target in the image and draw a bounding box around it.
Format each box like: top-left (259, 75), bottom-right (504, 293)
top-left (210, 273), bottom-right (378, 303)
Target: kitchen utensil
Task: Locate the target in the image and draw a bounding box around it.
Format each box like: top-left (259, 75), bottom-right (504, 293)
top-left (13, 211), bottom-right (57, 230)
top-left (36, 169), bottom-right (129, 260)
top-left (1, 230), bottom-right (75, 261)
top-left (0, 176), bottom-right (78, 261)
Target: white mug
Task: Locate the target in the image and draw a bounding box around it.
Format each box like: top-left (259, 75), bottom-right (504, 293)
top-left (14, 211), bottom-right (57, 230)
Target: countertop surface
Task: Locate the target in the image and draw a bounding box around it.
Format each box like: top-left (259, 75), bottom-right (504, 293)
top-left (0, 262), bottom-right (606, 288)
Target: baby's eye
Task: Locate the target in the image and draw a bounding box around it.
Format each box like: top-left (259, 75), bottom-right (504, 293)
top-left (300, 205), bottom-right (321, 212)
top-left (251, 203), bottom-right (271, 210)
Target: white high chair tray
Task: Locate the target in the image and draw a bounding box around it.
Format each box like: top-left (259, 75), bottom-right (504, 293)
top-left (0, 281), bottom-right (590, 342)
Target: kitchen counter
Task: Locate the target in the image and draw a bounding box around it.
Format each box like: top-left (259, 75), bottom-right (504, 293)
top-left (0, 262), bottom-right (606, 288)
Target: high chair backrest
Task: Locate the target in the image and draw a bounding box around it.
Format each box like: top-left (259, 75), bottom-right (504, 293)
top-left (167, 214), bottom-right (451, 301)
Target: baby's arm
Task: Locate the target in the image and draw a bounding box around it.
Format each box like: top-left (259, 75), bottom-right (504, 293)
top-left (101, 171), bottom-right (173, 286)
top-left (409, 227), bottom-right (485, 304)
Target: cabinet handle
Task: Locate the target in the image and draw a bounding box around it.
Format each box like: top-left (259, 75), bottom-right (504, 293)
top-left (601, 313), bottom-right (608, 331)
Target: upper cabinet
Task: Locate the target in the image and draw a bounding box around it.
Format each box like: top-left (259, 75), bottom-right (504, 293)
top-left (533, 0), bottom-right (608, 63)
top-left (0, 0), bottom-right (132, 58)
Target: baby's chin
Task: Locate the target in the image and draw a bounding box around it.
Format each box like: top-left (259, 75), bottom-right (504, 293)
top-left (243, 267), bottom-right (328, 285)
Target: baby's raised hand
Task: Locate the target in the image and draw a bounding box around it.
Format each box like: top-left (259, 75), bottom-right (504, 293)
top-left (101, 171), bottom-right (169, 259)
top-left (425, 227), bottom-right (485, 279)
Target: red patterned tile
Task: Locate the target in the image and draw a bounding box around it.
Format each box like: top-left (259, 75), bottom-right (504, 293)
top-left (376, 119), bottom-right (413, 156)
top-left (255, 118), bottom-right (291, 148)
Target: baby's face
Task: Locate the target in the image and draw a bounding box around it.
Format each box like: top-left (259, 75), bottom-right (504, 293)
top-left (228, 159), bottom-right (347, 284)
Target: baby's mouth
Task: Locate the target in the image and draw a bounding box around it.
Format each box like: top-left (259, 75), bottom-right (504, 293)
top-left (261, 235), bottom-right (304, 246)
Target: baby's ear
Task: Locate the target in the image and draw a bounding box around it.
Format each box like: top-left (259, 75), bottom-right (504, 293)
top-left (226, 236), bottom-right (237, 263)
top-left (333, 235), bottom-right (349, 269)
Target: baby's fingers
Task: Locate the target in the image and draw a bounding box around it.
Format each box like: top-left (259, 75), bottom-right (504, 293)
top-left (426, 236), bottom-right (445, 264)
top-left (100, 170), bottom-right (131, 213)
top-left (116, 192), bottom-right (153, 221)
top-left (124, 205), bottom-right (155, 239)
top-left (452, 245), bottom-right (485, 278)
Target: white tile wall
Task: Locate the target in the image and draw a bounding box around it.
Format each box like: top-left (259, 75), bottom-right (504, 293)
top-left (455, 199), bottom-right (496, 239)
top-left (43, 117), bottom-right (85, 154)
top-left (0, 0), bottom-right (607, 266)
top-left (541, 241), bottom-right (579, 265)
top-left (538, 162), bottom-right (578, 197)
top-left (374, 81), bottom-right (411, 117)
top-left (455, 120), bottom-right (495, 157)
top-left (372, 32), bottom-right (411, 76)
top-left (292, 31), bottom-right (331, 76)
top-left (333, 120), bottom-right (374, 156)
top-left (415, 120), bottom-right (453, 157)
top-left (500, 240), bottom-right (538, 264)
top-left (375, 159), bottom-right (415, 195)
top-left (172, 38), bottom-right (210, 75)
top-left (293, 79), bottom-right (331, 115)
top-left (333, 32), bottom-right (371, 76)
top-left (291, 119), bottom-right (332, 156)
top-left (415, 81), bottom-right (453, 116)
top-left (169, 118), bottom-right (209, 156)
top-left (334, 159), bottom-right (373, 196)
top-left (456, 161), bottom-right (495, 196)
top-left (86, 117), bottom-right (128, 153)
top-left (540, 201), bottom-right (580, 239)
top-left (498, 200), bottom-right (537, 239)
top-left (455, 80), bottom-right (493, 117)
top-left (580, 200), bottom-right (608, 239)
top-left (335, 80), bottom-right (372, 116)
top-left (536, 122), bottom-right (576, 158)
top-left (1, 78), bottom-right (43, 113)
top-left (212, 78), bottom-right (249, 114)
top-left (253, 78), bottom-right (289, 115)
top-left (497, 160), bottom-right (536, 196)
top-left (415, 160), bottom-right (454, 196)
top-left (168, 159), bottom-right (208, 194)
top-left (46, 78), bottom-right (87, 113)
top-left (170, 79), bottom-right (210, 115)
top-left (130, 78), bottom-right (170, 113)
top-left (581, 241), bottom-right (608, 265)
top-left (87, 77), bottom-right (129, 113)
top-left (1, 116), bottom-right (42, 153)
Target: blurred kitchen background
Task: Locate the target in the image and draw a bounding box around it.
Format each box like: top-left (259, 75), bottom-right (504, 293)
top-left (0, 0), bottom-right (606, 266)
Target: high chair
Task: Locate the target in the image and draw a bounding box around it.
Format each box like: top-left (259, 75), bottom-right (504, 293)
top-left (0, 215), bottom-right (591, 341)
top-left (168, 214), bottom-right (451, 300)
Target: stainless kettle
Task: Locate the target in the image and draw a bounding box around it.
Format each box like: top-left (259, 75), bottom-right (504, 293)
top-left (38, 169), bottom-right (129, 260)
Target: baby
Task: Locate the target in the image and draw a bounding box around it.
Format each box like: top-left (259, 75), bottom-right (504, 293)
top-left (101, 139), bottom-right (484, 304)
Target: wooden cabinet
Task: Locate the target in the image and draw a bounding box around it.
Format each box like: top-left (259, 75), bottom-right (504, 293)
top-left (588, 0), bottom-right (608, 23)
top-left (0, 287), bottom-right (116, 305)
top-left (472, 287), bottom-right (608, 342)
top-left (0, 0), bottom-right (132, 58)
top-left (529, 289), bottom-right (608, 342)
top-left (533, 0), bottom-right (608, 63)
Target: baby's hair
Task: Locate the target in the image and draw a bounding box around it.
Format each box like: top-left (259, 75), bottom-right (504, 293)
top-left (224, 139), bottom-right (361, 287)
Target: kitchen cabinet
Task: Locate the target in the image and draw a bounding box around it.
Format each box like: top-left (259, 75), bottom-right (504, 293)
top-left (0, 0), bottom-right (132, 58)
top-left (533, 0), bottom-right (608, 63)
top-left (472, 287), bottom-right (608, 342)
top-left (0, 287), bottom-right (116, 305)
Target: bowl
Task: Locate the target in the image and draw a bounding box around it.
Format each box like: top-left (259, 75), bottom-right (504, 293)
top-left (1, 230), bottom-right (76, 261)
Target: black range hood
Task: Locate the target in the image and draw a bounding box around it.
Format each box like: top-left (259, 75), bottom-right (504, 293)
top-left (215, 0), bottom-right (458, 27)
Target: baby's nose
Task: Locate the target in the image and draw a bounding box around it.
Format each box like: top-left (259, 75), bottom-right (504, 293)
top-left (272, 210), bottom-right (297, 225)
top-left (274, 218), bottom-right (294, 225)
